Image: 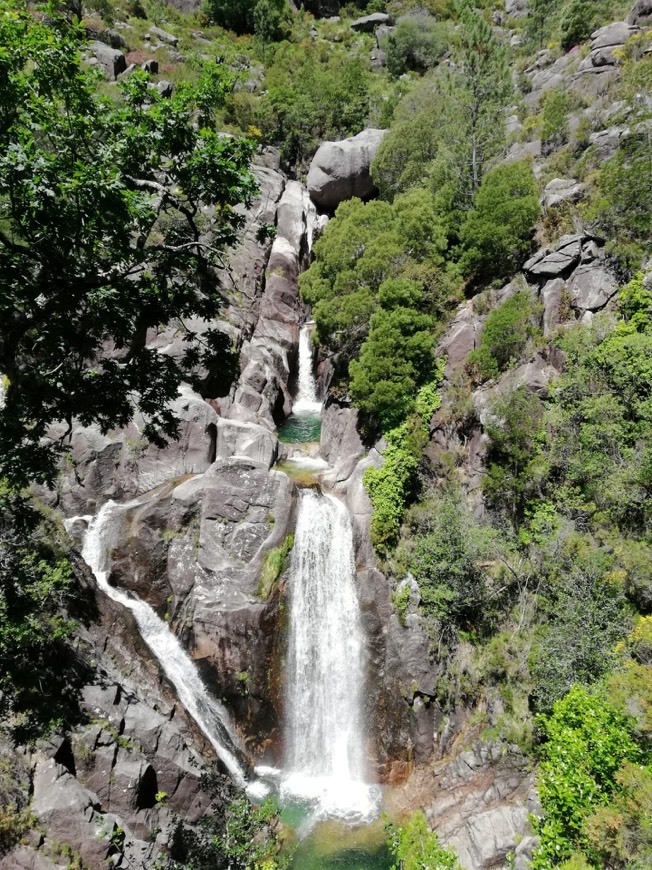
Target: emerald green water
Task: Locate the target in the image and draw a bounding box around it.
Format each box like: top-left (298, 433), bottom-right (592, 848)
top-left (278, 412), bottom-right (322, 443)
top-left (285, 817), bottom-right (393, 870)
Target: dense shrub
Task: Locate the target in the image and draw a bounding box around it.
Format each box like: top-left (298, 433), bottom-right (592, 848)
top-left (252, 41), bottom-right (371, 167)
top-left (467, 290), bottom-right (542, 382)
top-left (541, 89), bottom-right (570, 155)
top-left (383, 14), bottom-right (450, 77)
top-left (385, 811), bottom-right (459, 870)
top-left (301, 191), bottom-right (447, 360)
top-left (349, 297), bottom-right (436, 430)
top-left (459, 161), bottom-right (541, 281)
top-left (410, 492), bottom-right (487, 631)
top-left (530, 558), bottom-right (631, 711)
top-left (482, 386), bottom-right (545, 524)
top-left (364, 380), bottom-right (441, 555)
top-left (533, 683), bottom-right (650, 868)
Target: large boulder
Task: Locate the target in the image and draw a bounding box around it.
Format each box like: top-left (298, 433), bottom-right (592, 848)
top-left (307, 129), bottom-right (387, 212)
top-left (567, 263), bottom-right (618, 312)
top-left (579, 21), bottom-right (638, 69)
top-left (629, 0), bottom-right (652, 25)
top-left (541, 177), bottom-right (586, 210)
top-left (88, 41), bottom-right (126, 79)
top-left (524, 234), bottom-right (584, 280)
top-left (351, 12), bottom-right (391, 32)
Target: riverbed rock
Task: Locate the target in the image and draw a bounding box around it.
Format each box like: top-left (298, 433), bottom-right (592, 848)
top-left (320, 400), bottom-right (365, 483)
top-left (307, 129), bottom-right (387, 212)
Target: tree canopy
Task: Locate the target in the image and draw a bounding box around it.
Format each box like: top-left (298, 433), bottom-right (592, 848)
top-left (0, 3), bottom-right (256, 486)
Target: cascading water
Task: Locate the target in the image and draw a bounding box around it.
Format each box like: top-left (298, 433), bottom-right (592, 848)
top-left (280, 490), bottom-right (380, 824)
top-left (293, 323), bottom-right (321, 415)
top-left (79, 499), bottom-right (253, 790)
top-left (278, 323), bottom-right (322, 445)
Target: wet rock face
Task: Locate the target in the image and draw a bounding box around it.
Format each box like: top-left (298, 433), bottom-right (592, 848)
top-left (108, 460), bottom-right (296, 754)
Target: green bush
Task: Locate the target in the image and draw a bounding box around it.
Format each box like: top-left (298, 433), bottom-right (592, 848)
top-left (300, 190), bottom-right (447, 363)
top-left (383, 14), bottom-right (450, 77)
top-left (532, 684), bottom-right (649, 868)
top-left (349, 300), bottom-right (436, 431)
top-left (530, 559), bottom-right (631, 712)
top-left (459, 161), bottom-right (541, 282)
top-left (541, 89), bottom-right (569, 155)
top-left (385, 811), bottom-right (459, 870)
top-left (252, 41), bottom-right (371, 167)
top-left (410, 492), bottom-right (487, 631)
top-left (363, 380), bottom-right (442, 555)
top-left (482, 386), bottom-right (545, 524)
top-left (467, 291), bottom-right (542, 383)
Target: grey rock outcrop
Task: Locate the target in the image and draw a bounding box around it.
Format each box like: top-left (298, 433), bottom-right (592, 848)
top-left (567, 263), bottom-right (618, 312)
top-left (149, 25), bottom-right (179, 45)
top-left (88, 41), bottom-right (126, 79)
top-left (579, 21), bottom-right (638, 70)
top-left (307, 129), bottom-right (387, 211)
top-left (524, 234), bottom-right (582, 278)
top-left (541, 177), bottom-right (586, 210)
top-left (629, 0), bottom-right (652, 25)
top-left (351, 12), bottom-right (391, 32)
top-left (424, 742), bottom-right (539, 870)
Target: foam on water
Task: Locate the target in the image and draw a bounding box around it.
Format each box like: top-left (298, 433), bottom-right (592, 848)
top-left (282, 490), bottom-right (380, 824)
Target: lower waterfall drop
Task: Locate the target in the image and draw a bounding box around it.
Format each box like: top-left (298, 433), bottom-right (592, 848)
top-left (80, 499), bottom-right (252, 790)
top-left (281, 488), bottom-right (380, 824)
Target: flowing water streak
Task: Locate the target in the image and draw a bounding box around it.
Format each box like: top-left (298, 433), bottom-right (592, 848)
top-left (292, 323), bottom-right (321, 415)
top-left (282, 490), bottom-right (380, 823)
top-left (80, 499), bottom-right (248, 788)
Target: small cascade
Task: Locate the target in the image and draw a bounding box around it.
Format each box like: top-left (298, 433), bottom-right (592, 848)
top-left (80, 499), bottom-right (251, 790)
top-left (280, 489), bottom-right (380, 824)
top-left (292, 323), bottom-right (321, 415)
top-left (278, 323), bottom-right (322, 445)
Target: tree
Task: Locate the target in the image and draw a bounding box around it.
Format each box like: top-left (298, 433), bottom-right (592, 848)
top-left (371, 8), bottom-right (511, 213)
top-left (301, 190), bottom-right (446, 362)
top-left (482, 386), bottom-right (545, 524)
top-left (200, 0), bottom-right (255, 33)
top-left (533, 684), bottom-right (647, 868)
top-left (0, 5), bottom-right (256, 487)
top-left (451, 5), bottom-right (512, 196)
top-left (459, 161), bottom-right (541, 282)
top-left (349, 298), bottom-right (436, 430)
top-left (253, 0), bottom-right (290, 42)
top-left (541, 88), bottom-right (570, 156)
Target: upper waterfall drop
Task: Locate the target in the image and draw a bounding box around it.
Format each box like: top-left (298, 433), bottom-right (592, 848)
top-left (79, 499), bottom-right (248, 789)
top-left (292, 323), bottom-right (321, 416)
top-left (281, 489), bottom-right (380, 824)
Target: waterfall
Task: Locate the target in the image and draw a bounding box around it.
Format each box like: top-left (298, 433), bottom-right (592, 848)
top-left (292, 323), bottom-right (321, 415)
top-left (80, 499), bottom-right (250, 789)
top-left (280, 489), bottom-right (380, 823)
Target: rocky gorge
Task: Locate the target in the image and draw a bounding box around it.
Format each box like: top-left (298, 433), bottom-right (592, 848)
top-left (1, 1), bottom-right (650, 868)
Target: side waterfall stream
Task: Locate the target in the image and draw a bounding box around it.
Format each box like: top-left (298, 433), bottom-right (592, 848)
top-left (78, 500), bottom-right (254, 791)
